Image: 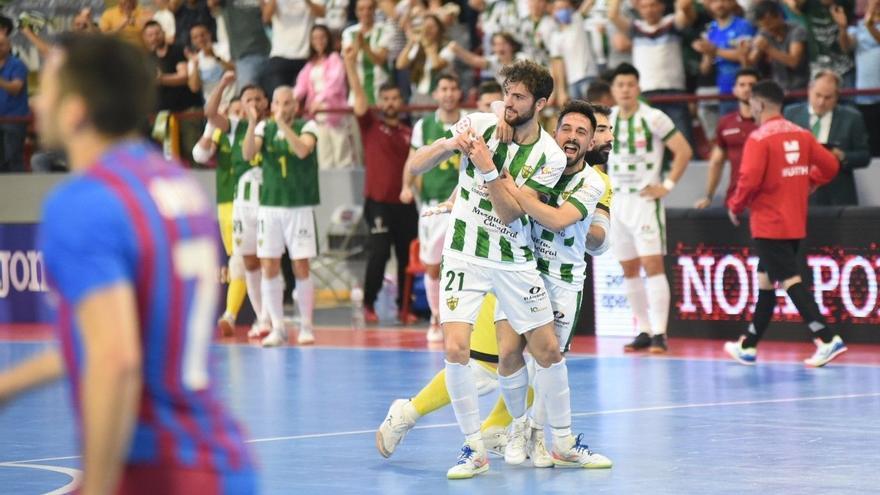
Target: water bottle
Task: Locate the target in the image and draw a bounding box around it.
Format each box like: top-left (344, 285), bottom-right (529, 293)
top-left (350, 282), bottom-right (365, 330)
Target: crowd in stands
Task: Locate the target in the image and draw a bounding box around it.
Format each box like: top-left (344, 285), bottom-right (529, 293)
top-left (0, 0), bottom-right (878, 174)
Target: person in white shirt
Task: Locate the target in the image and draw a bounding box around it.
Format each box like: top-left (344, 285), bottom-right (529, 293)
top-left (549, 0), bottom-right (601, 105)
top-left (186, 22), bottom-right (234, 104)
top-left (262, 0), bottom-right (327, 95)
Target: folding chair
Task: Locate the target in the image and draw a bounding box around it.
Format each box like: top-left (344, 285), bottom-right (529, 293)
top-left (310, 204), bottom-right (365, 303)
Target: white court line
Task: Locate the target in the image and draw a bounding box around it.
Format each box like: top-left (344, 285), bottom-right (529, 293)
top-left (0, 461), bottom-right (81, 494)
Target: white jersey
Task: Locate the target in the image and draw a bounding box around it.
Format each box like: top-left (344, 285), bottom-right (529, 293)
top-left (234, 166), bottom-right (262, 207)
top-left (341, 22), bottom-right (394, 103)
top-left (443, 112), bottom-right (566, 270)
top-left (607, 103), bottom-right (677, 194)
top-left (532, 165), bottom-right (606, 289)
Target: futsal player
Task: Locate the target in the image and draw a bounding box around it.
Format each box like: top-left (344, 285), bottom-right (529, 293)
top-left (0, 34), bottom-right (255, 493)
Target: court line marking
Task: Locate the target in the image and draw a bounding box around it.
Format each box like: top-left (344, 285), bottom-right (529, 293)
top-left (0, 461), bottom-right (80, 494)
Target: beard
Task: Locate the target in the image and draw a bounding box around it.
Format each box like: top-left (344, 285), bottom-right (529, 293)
top-left (562, 139), bottom-right (586, 167)
top-left (585, 143), bottom-right (612, 165)
top-left (383, 107), bottom-right (399, 119)
top-left (504, 105), bottom-right (535, 127)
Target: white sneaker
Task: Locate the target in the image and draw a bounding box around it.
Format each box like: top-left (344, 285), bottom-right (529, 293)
top-left (552, 433), bottom-right (613, 469)
top-left (217, 313), bottom-right (235, 337)
top-left (247, 320), bottom-right (271, 339)
top-left (504, 416), bottom-right (528, 465)
top-left (446, 442), bottom-right (489, 480)
top-left (261, 328), bottom-right (287, 347)
top-left (375, 399), bottom-right (417, 458)
top-left (528, 427), bottom-right (553, 468)
top-left (804, 335), bottom-right (847, 367)
top-left (426, 319), bottom-right (443, 343)
top-left (724, 337), bottom-right (757, 365)
top-left (481, 426), bottom-right (507, 457)
top-left (297, 326), bottom-right (315, 345)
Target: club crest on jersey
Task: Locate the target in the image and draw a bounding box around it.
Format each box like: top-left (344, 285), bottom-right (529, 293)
top-left (561, 190), bottom-right (572, 201)
top-left (446, 296), bottom-right (459, 310)
top-left (784, 140), bottom-right (800, 164)
top-left (522, 165), bottom-right (533, 177)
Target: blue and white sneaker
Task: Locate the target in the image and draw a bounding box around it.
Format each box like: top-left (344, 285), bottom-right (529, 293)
top-left (723, 337), bottom-right (757, 365)
top-left (551, 433), bottom-right (612, 469)
top-left (447, 443), bottom-right (489, 479)
top-left (804, 335), bottom-right (847, 367)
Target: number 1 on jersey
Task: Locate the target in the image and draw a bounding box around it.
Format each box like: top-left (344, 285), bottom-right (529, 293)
top-left (279, 155), bottom-right (287, 178)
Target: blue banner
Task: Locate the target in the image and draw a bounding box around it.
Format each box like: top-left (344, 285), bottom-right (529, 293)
top-left (0, 223), bottom-right (54, 324)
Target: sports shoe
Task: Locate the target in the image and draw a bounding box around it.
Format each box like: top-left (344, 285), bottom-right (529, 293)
top-left (481, 426), bottom-right (507, 457)
top-left (297, 326), bottom-right (315, 345)
top-left (376, 399), bottom-right (417, 458)
top-left (804, 335), bottom-right (847, 367)
top-left (649, 334), bottom-right (668, 354)
top-left (399, 311), bottom-right (419, 325)
top-left (446, 443), bottom-right (489, 480)
top-left (364, 306), bottom-right (379, 325)
top-left (552, 433), bottom-right (612, 469)
top-left (247, 320), bottom-right (271, 339)
top-left (528, 427), bottom-right (553, 468)
top-left (261, 328), bottom-right (287, 347)
top-left (723, 336), bottom-right (757, 365)
top-left (217, 313), bottom-right (235, 337)
top-left (624, 332), bottom-right (651, 352)
top-left (504, 416), bottom-right (529, 465)
top-left (426, 318), bottom-right (443, 343)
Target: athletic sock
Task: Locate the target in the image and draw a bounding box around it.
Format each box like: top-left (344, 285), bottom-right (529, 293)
top-left (786, 282), bottom-right (834, 343)
top-left (294, 277), bottom-right (315, 328)
top-left (425, 273), bottom-right (440, 321)
top-left (529, 384), bottom-right (545, 430)
top-left (225, 279), bottom-right (247, 319)
top-left (445, 360), bottom-right (482, 442)
top-left (411, 369), bottom-right (450, 417)
top-left (645, 274), bottom-right (671, 335)
top-left (742, 289), bottom-right (776, 348)
top-left (624, 277), bottom-right (651, 333)
top-left (481, 384), bottom-right (534, 432)
top-left (261, 274), bottom-right (285, 331)
top-left (244, 269), bottom-right (263, 318)
top-left (498, 365), bottom-right (529, 420)
top-left (535, 359), bottom-right (572, 440)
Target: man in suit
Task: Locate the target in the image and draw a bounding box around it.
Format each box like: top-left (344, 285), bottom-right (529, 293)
top-left (784, 70), bottom-right (871, 206)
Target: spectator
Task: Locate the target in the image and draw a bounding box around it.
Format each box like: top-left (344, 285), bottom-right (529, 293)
top-left (153, 0), bottom-right (177, 45)
top-left (262, 0), bottom-right (326, 95)
top-left (173, 0), bottom-right (216, 48)
top-left (0, 32), bottom-right (28, 173)
top-left (21, 8), bottom-right (97, 58)
top-left (447, 31), bottom-right (526, 85)
top-left (549, 0), bottom-right (602, 105)
top-left (217, 0), bottom-right (271, 89)
top-left (471, 0), bottom-right (520, 57)
top-left (318, 0), bottom-right (351, 37)
top-left (342, 0), bottom-right (394, 104)
top-left (587, 80), bottom-right (616, 108)
top-left (343, 44), bottom-right (418, 325)
top-left (787, 0), bottom-right (856, 86)
top-left (783, 70), bottom-right (871, 205)
top-left (0, 15), bottom-right (12, 36)
top-left (747, 0), bottom-right (809, 91)
top-left (517, 0), bottom-right (556, 67)
top-left (187, 22), bottom-right (234, 103)
top-left (295, 24), bottom-right (356, 169)
top-left (396, 14), bottom-right (453, 103)
top-left (100, 0), bottom-right (154, 46)
top-left (608, 0), bottom-right (698, 145)
top-left (840, 0), bottom-right (880, 155)
top-left (692, 0), bottom-right (755, 115)
top-left (475, 80), bottom-right (504, 111)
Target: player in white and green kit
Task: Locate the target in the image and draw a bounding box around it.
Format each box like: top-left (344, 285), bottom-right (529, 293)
top-left (342, 0), bottom-right (394, 104)
top-left (607, 63), bottom-right (692, 354)
top-left (243, 86), bottom-right (320, 347)
top-left (400, 73), bottom-right (464, 343)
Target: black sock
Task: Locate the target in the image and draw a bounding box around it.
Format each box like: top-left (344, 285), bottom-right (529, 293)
top-left (786, 282), bottom-right (834, 343)
top-left (742, 289), bottom-right (776, 348)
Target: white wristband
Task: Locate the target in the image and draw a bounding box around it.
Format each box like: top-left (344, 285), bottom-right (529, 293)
top-left (482, 168), bottom-right (500, 182)
top-left (662, 178), bottom-right (676, 191)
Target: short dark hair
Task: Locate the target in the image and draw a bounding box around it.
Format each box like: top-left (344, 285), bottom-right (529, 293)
top-left (611, 62), bottom-right (639, 83)
top-left (590, 103), bottom-right (612, 117)
top-left (735, 67), bottom-right (761, 82)
top-left (0, 15), bottom-right (13, 35)
top-left (55, 33), bottom-right (156, 137)
top-left (752, 0), bottom-right (783, 20)
top-left (491, 32), bottom-right (522, 55)
top-left (435, 72), bottom-right (460, 88)
top-left (751, 79), bottom-right (785, 106)
top-left (499, 60), bottom-right (554, 102)
top-left (378, 82), bottom-right (401, 94)
top-left (143, 19), bottom-right (162, 32)
top-left (586, 81), bottom-right (611, 102)
top-left (478, 81), bottom-right (502, 97)
top-left (557, 100), bottom-right (597, 133)
top-left (238, 84), bottom-right (266, 99)
top-left (189, 22), bottom-right (211, 33)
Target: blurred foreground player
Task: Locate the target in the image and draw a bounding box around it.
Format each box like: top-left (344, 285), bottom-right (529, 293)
top-left (725, 79), bottom-right (846, 367)
top-left (0, 34), bottom-right (255, 493)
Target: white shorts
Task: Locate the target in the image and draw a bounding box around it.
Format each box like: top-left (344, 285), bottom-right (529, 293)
top-left (494, 276), bottom-right (582, 351)
top-left (610, 195), bottom-right (666, 261)
top-left (232, 201), bottom-right (260, 256)
top-left (256, 206), bottom-right (318, 260)
top-left (439, 254), bottom-right (554, 335)
top-left (418, 205), bottom-right (449, 266)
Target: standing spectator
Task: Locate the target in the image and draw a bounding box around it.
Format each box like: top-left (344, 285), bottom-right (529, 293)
top-left (172, 0), bottom-right (216, 48)
top-left (343, 44), bottom-right (418, 325)
top-left (471, 0), bottom-right (520, 57)
top-left (187, 22), bottom-right (234, 103)
top-left (294, 24), bottom-right (355, 169)
top-left (100, 0), bottom-right (154, 46)
top-left (152, 0), bottom-right (177, 45)
top-left (725, 79), bottom-right (846, 368)
top-left (342, 0), bottom-right (395, 104)
top-left (447, 31), bottom-right (526, 85)
top-left (396, 14), bottom-right (453, 103)
top-left (0, 32), bottom-right (28, 173)
top-left (549, 0), bottom-right (602, 105)
top-left (318, 0), bottom-right (351, 38)
top-left (783, 71), bottom-right (871, 205)
top-left (517, 0), bottom-right (556, 67)
top-left (840, 0), bottom-right (880, 155)
top-left (787, 0), bottom-right (856, 86)
top-left (217, 0), bottom-right (271, 89)
top-left (262, 0), bottom-right (326, 95)
top-left (747, 0), bottom-right (809, 92)
top-left (692, 0), bottom-right (755, 116)
top-left (694, 68), bottom-right (759, 209)
top-left (608, 0), bottom-right (698, 146)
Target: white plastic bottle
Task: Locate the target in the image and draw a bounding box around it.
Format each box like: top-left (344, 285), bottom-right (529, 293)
top-left (350, 282), bottom-right (365, 330)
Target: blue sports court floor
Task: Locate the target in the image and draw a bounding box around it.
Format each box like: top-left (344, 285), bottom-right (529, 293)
top-left (1, 326), bottom-right (879, 494)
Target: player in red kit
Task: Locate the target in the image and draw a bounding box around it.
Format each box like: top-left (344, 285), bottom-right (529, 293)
top-left (725, 79), bottom-right (846, 368)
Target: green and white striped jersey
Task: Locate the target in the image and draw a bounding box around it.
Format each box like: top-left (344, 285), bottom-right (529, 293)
top-left (442, 112), bottom-right (566, 270)
top-left (532, 165), bottom-right (606, 289)
top-left (341, 22), bottom-right (394, 105)
top-left (411, 111), bottom-right (464, 203)
top-left (607, 103), bottom-right (677, 194)
top-left (234, 166), bottom-right (262, 207)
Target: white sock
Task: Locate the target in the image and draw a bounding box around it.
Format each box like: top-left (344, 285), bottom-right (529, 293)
top-left (624, 276), bottom-right (651, 334)
top-left (529, 387), bottom-right (546, 430)
top-left (498, 365), bottom-right (529, 420)
top-left (261, 274), bottom-right (285, 331)
top-left (244, 269), bottom-right (263, 318)
top-left (445, 360), bottom-right (483, 444)
top-left (294, 277), bottom-right (315, 328)
top-left (645, 273), bottom-right (671, 336)
top-left (425, 273), bottom-right (440, 321)
top-left (535, 359), bottom-right (572, 440)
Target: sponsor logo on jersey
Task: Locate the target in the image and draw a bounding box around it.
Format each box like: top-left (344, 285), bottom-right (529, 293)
top-left (529, 286), bottom-right (543, 295)
top-left (553, 311), bottom-right (565, 320)
top-left (783, 140), bottom-right (800, 164)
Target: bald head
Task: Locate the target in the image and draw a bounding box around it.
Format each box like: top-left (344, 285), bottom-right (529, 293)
top-left (808, 71), bottom-right (839, 117)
